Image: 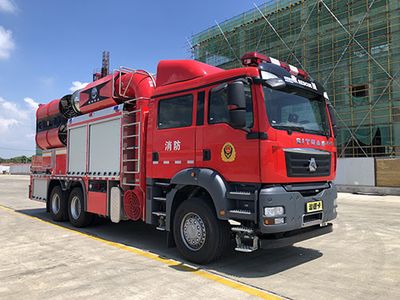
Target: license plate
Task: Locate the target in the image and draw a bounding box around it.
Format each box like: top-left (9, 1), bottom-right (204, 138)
top-left (306, 200), bottom-right (323, 213)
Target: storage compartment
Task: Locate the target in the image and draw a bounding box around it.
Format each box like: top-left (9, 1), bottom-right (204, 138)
top-left (88, 118), bottom-right (121, 177)
top-left (32, 178), bottom-right (47, 200)
top-left (68, 125), bottom-right (87, 175)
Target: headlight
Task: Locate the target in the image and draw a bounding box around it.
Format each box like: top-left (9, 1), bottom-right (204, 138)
top-left (264, 206), bottom-right (284, 217)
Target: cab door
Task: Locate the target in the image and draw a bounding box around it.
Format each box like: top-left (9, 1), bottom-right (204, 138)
top-left (198, 81), bottom-right (260, 183)
top-left (151, 93), bottom-right (196, 179)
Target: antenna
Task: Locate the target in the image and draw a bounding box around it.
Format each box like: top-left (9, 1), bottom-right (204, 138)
top-left (101, 51), bottom-right (110, 78)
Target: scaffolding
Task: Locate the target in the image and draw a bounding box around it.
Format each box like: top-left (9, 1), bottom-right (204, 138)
top-left (191, 0), bottom-right (400, 157)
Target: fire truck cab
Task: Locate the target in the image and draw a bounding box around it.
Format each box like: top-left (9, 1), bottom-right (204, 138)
top-left (30, 52), bottom-right (337, 264)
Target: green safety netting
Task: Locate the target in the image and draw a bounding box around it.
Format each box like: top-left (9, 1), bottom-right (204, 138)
top-left (190, 0), bottom-right (400, 156)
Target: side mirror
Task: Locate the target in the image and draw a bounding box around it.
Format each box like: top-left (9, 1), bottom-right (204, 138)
top-left (227, 81), bottom-right (247, 129)
top-left (229, 109), bottom-right (246, 129)
top-left (328, 104), bottom-right (337, 137)
top-left (227, 81), bottom-right (246, 109)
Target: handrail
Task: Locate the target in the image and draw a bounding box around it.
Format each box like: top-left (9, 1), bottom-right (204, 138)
top-left (112, 67), bottom-right (156, 99)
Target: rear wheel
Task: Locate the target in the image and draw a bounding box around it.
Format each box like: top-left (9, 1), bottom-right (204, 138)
top-left (173, 197), bottom-right (230, 264)
top-left (68, 187), bottom-right (93, 227)
top-left (49, 186), bottom-right (67, 221)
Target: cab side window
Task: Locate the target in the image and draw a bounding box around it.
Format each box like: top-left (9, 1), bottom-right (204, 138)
top-left (158, 94), bottom-right (193, 129)
top-left (208, 83), bottom-right (253, 128)
top-left (208, 87), bottom-right (230, 124)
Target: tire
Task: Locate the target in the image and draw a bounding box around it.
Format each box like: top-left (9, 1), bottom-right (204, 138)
top-left (173, 197), bottom-right (230, 264)
top-left (67, 187), bottom-right (93, 228)
top-left (49, 186), bottom-right (68, 222)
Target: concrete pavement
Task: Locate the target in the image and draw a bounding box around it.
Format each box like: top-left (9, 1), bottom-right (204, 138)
top-left (0, 175), bottom-right (399, 299)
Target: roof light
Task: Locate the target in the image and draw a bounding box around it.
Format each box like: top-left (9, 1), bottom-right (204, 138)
top-left (297, 69), bottom-right (309, 80)
top-left (241, 52), bottom-right (309, 80)
top-left (241, 52), bottom-right (269, 67)
top-left (280, 61), bottom-right (290, 72)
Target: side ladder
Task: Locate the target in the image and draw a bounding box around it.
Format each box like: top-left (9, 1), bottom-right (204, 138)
top-left (121, 100), bottom-right (141, 187)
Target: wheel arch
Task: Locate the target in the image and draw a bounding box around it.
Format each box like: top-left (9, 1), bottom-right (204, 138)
top-left (165, 168), bottom-right (229, 231)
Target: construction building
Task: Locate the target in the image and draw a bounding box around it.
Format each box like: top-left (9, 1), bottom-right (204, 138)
top-left (191, 0), bottom-right (400, 158)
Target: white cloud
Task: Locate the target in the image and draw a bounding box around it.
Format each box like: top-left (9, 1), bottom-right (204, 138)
top-left (24, 97), bottom-right (39, 110)
top-left (0, 97), bottom-right (28, 119)
top-left (69, 81), bottom-right (88, 92)
top-left (0, 0), bottom-right (16, 14)
top-left (0, 117), bottom-right (18, 133)
top-left (0, 96), bottom-right (38, 157)
top-left (0, 26), bottom-right (15, 60)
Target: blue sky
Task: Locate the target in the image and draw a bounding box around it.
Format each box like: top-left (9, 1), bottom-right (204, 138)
top-left (0, 0), bottom-right (266, 158)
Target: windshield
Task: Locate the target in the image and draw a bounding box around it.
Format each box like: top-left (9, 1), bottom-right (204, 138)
top-left (263, 86), bottom-right (330, 136)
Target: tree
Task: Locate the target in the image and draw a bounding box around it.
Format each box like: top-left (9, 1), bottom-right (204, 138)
top-left (0, 156), bottom-right (32, 163)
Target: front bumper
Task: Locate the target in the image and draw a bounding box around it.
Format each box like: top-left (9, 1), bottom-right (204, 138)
top-left (259, 223), bottom-right (333, 249)
top-left (258, 183), bottom-right (337, 234)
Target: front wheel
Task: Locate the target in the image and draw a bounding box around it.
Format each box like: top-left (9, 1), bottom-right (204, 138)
top-left (68, 188), bottom-right (93, 228)
top-left (173, 197), bottom-right (230, 264)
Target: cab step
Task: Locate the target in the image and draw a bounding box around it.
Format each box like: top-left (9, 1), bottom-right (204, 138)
top-left (152, 211), bottom-right (166, 217)
top-left (227, 191), bottom-right (256, 201)
top-left (227, 209), bottom-right (255, 221)
top-left (154, 211), bottom-right (166, 231)
top-left (234, 228), bottom-right (259, 253)
top-left (153, 196), bottom-right (166, 202)
top-left (154, 182), bottom-right (170, 187)
top-left (229, 209), bottom-right (252, 215)
top-left (235, 244), bottom-right (258, 253)
top-left (231, 226), bottom-right (254, 234)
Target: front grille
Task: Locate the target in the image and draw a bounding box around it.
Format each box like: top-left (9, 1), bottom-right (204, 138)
top-left (285, 150), bottom-right (331, 177)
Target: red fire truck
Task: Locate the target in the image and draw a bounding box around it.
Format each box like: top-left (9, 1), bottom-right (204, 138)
top-left (30, 52), bottom-right (337, 264)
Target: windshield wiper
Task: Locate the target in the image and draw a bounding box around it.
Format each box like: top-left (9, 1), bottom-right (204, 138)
top-left (272, 125), bottom-right (306, 134)
top-left (273, 125), bottom-right (330, 137)
top-left (302, 128), bottom-right (330, 138)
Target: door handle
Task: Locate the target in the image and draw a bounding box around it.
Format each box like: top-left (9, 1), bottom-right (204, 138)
top-left (152, 152), bottom-right (159, 161)
top-left (203, 149), bottom-right (211, 161)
